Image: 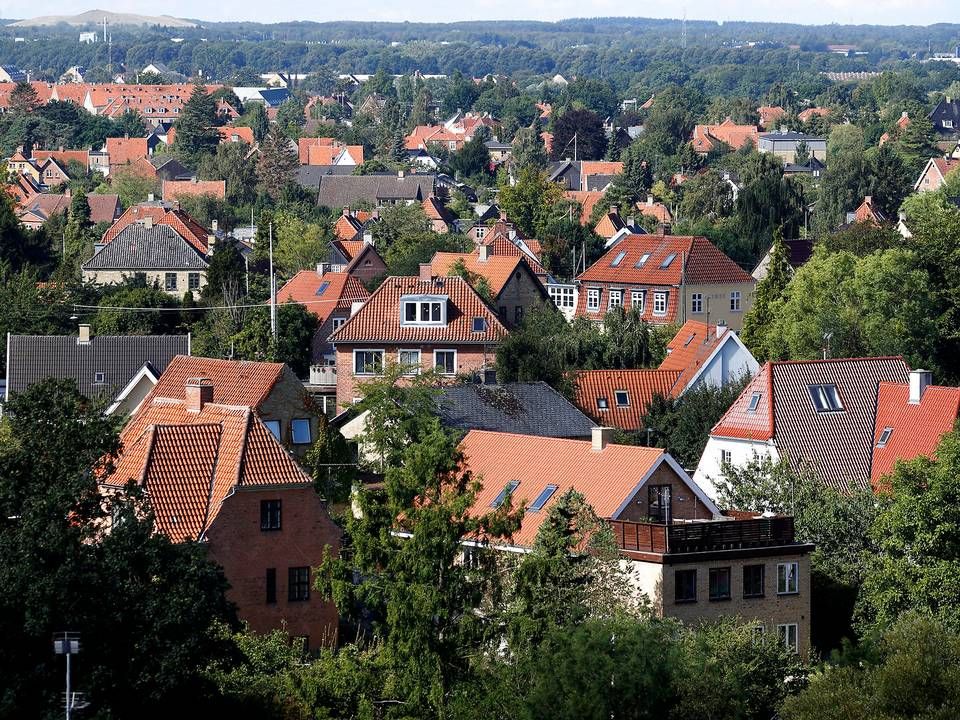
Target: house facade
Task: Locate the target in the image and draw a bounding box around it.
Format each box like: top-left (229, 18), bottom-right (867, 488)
top-left (914, 157), bottom-right (959, 192)
top-left (758, 131), bottom-right (826, 164)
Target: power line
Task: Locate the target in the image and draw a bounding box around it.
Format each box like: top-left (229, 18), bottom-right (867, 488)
top-left (67, 297), bottom-right (349, 313)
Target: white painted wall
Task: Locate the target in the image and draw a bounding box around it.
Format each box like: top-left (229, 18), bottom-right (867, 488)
top-left (693, 437), bottom-right (778, 501)
top-left (684, 336), bottom-right (759, 394)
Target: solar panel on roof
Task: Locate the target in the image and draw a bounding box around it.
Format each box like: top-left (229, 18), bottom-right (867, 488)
top-left (315, 281), bottom-right (331, 296)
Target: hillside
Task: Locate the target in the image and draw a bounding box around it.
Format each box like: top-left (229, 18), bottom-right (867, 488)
top-left (8, 9), bottom-right (196, 28)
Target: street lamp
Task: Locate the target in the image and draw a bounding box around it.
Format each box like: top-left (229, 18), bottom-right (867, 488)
top-left (53, 632), bottom-right (85, 719)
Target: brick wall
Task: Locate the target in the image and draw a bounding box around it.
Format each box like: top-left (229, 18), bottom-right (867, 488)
top-left (205, 485), bottom-right (341, 650)
top-left (259, 367), bottom-right (323, 458)
top-left (615, 463), bottom-right (715, 523)
top-left (492, 267), bottom-right (549, 328)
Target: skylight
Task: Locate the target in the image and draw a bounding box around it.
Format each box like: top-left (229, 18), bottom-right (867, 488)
top-left (747, 392), bottom-right (762, 413)
top-left (529, 485), bottom-right (558, 512)
top-left (615, 390), bottom-right (630, 407)
top-left (683, 333), bottom-right (696, 348)
top-left (634, 253), bottom-right (651, 268)
top-left (491, 480), bottom-right (520, 508)
top-left (877, 427), bottom-right (893, 448)
top-left (809, 384), bottom-right (844, 413)
top-left (660, 253), bottom-right (677, 268)
top-left (597, 396), bottom-right (609, 410)
top-left (610, 250), bottom-right (627, 267)
top-left (315, 281), bottom-right (331, 296)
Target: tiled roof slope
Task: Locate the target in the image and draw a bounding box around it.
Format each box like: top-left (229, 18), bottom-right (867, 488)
top-left (573, 369), bottom-right (681, 431)
top-left (459, 430), bottom-right (666, 547)
top-left (102, 203), bottom-right (209, 253)
top-left (329, 275), bottom-right (507, 345)
top-left (577, 234), bottom-right (753, 285)
top-left (436, 382), bottom-right (595, 438)
top-left (871, 382), bottom-right (960, 487)
top-left (141, 355), bottom-right (286, 410)
top-left (5, 334), bottom-right (188, 400)
top-left (84, 224), bottom-right (208, 270)
top-left (276, 270), bottom-right (369, 325)
top-left (162, 179), bottom-right (226, 202)
top-left (659, 320), bottom-right (726, 391)
top-left (711, 363), bottom-right (775, 441)
top-left (431, 252), bottom-right (525, 296)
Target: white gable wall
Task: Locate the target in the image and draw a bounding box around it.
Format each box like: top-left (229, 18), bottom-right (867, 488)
top-left (693, 437), bottom-right (778, 501)
top-left (684, 335), bottom-right (759, 394)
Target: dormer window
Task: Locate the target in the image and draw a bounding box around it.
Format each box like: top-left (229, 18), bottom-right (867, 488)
top-left (401, 295), bottom-right (447, 326)
top-left (809, 384), bottom-right (844, 413)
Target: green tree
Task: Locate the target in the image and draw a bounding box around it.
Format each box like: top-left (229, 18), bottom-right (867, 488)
top-left (448, 134), bottom-right (491, 180)
top-left (173, 81), bottom-right (220, 164)
top-left (510, 125), bottom-right (548, 171)
top-left (677, 168), bottom-right (734, 221)
top-left (231, 301), bottom-right (318, 377)
top-left (497, 167), bottom-right (564, 238)
top-left (814, 124), bottom-right (869, 233)
top-left (303, 419), bottom-right (357, 504)
top-left (110, 167), bottom-right (160, 208)
top-left (256, 124), bottom-right (298, 201)
top-left (867, 142), bottom-right (912, 219)
top-left (741, 230), bottom-right (792, 360)
top-left (240, 102), bottom-right (270, 143)
top-left (275, 95), bottom-right (307, 138)
top-left (893, 116), bottom-right (938, 175)
top-left (8, 81), bottom-right (40, 115)
top-left (93, 283), bottom-right (181, 335)
top-left (606, 140), bottom-right (654, 207)
top-left (197, 141), bottom-right (258, 206)
top-left (550, 107), bottom-right (606, 161)
top-left (793, 139), bottom-right (810, 166)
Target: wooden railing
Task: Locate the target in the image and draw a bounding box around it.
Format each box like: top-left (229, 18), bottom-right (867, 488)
top-left (608, 516), bottom-right (796, 555)
top-left (608, 520), bottom-right (669, 553)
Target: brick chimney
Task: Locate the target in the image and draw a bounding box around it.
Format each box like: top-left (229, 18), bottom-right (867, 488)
top-left (657, 222), bottom-right (672, 235)
top-left (185, 377), bottom-right (213, 413)
top-left (419, 263), bottom-right (433, 282)
top-left (909, 369), bottom-right (932, 405)
top-left (591, 426), bottom-right (614, 452)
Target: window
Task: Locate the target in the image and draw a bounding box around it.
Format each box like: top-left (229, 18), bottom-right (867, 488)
top-left (400, 296), bottom-right (446, 326)
top-left (472, 317), bottom-right (487, 332)
top-left (730, 291), bottom-right (742, 312)
top-left (945, 119), bottom-right (954, 129)
top-left (653, 291), bottom-right (668, 316)
top-left (614, 390), bottom-right (630, 407)
top-left (635, 252), bottom-right (651, 268)
top-left (809, 384), bottom-right (844, 412)
top-left (514, 306), bottom-right (524, 324)
top-left (610, 250), bottom-right (627, 267)
top-left (263, 420), bottom-right (281, 441)
top-left (188, 272), bottom-right (200, 290)
top-left (709, 567), bottom-right (732, 601)
top-left (751, 624), bottom-right (766, 643)
top-left (748, 392), bottom-right (762, 413)
top-left (260, 499), bottom-right (281, 531)
top-left (288, 567), bottom-right (310, 601)
top-left (877, 427), bottom-right (893, 448)
top-left (631, 290), bottom-right (645, 311)
top-left (398, 349), bottom-right (421, 374)
top-left (720, 449), bottom-right (732, 465)
top-left (434, 350), bottom-right (457, 375)
top-left (608, 289), bottom-right (623, 309)
top-left (315, 280), bottom-right (331, 296)
top-left (743, 564), bottom-right (765, 598)
top-left (291, 419), bottom-right (311, 445)
top-left (265, 568), bottom-right (277, 604)
top-left (660, 253), bottom-right (677, 268)
top-left (164, 272), bottom-right (178, 291)
top-left (675, 569), bottom-right (697, 603)
top-left (529, 485), bottom-right (558, 511)
top-left (93, 372), bottom-right (105, 384)
top-left (499, 305), bottom-right (507, 318)
top-left (549, 285), bottom-right (575, 309)
top-left (491, 480), bottom-right (519, 508)
top-left (648, 484), bottom-right (672, 524)
top-left (597, 396), bottom-right (609, 410)
top-left (778, 562), bottom-right (799, 595)
top-left (332, 317), bottom-right (346, 331)
top-left (475, 226), bottom-right (486, 240)
top-left (777, 623), bottom-right (799, 653)
top-left (354, 349), bottom-right (384, 375)
top-left (587, 288), bottom-right (601, 311)
top-left (691, 293), bottom-right (703, 313)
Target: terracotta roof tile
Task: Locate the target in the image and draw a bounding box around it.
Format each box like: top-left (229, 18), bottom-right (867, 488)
top-left (102, 204), bottom-right (209, 254)
top-left (711, 363), bottom-right (774, 441)
top-left (659, 320), bottom-right (729, 391)
top-left (216, 126), bottom-right (254, 144)
top-left (162, 179), bottom-right (226, 202)
top-left (580, 161), bottom-right (623, 177)
top-left (564, 190), bottom-right (604, 224)
top-left (106, 137), bottom-right (149, 168)
top-left (276, 270), bottom-right (369, 325)
top-left (692, 120), bottom-right (759, 153)
top-left (573, 369), bottom-right (681, 431)
top-left (431, 252), bottom-right (524, 296)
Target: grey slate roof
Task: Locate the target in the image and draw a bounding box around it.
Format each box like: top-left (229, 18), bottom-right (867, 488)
top-left (5, 334), bottom-right (189, 401)
top-left (436, 381), bottom-right (595, 439)
top-left (83, 224), bottom-right (208, 271)
top-left (296, 164), bottom-right (357, 189)
top-left (770, 357), bottom-right (909, 492)
top-left (316, 174), bottom-right (435, 208)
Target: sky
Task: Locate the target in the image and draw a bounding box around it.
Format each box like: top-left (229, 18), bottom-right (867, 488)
top-left (9, 0), bottom-right (960, 27)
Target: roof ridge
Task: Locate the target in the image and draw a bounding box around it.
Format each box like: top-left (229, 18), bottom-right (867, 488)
top-left (770, 355), bottom-right (906, 367)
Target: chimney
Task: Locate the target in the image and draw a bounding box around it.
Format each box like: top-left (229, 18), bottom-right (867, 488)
top-left (626, 215), bottom-right (636, 228)
top-left (908, 369), bottom-right (932, 405)
top-left (207, 234), bottom-right (216, 254)
top-left (863, 195), bottom-right (872, 205)
top-left (143, 216), bottom-right (153, 229)
top-left (398, 169), bottom-right (405, 178)
top-left (77, 324), bottom-right (91, 344)
top-left (499, 210), bottom-right (507, 221)
top-left (478, 243), bottom-right (490, 262)
top-left (342, 205), bottom-right (350, 216)
top-left (419, 263), bottom-right (433, 282)
top-left (211, 219), bottom-right (218, 233)
top-left (646, 194), bottom-right (654, 206)
top-left (715, 321), bottom-right (727, 339)
top-left (610, 204), bottom-right (618, 216)
top-left (591, 426), bottom-right (614, 452)
top-left (657, 222), bottom-right (672, 235)
top-left (362, 230), bottom-right (374, 245)
top-left (147, 192), bottom-right (155, 202)
top-left (185, 377), bottom-right (213, 413)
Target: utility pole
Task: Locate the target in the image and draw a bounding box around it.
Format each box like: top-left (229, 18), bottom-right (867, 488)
top-left (269, 222), bottom-right (277, 342)
top-left (573, 132), bottom-right (577, 163)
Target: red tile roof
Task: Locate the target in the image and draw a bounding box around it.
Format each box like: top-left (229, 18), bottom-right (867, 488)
top-left (757, 106), bottom-right (786, 129)
top-left (798, 107), bottom-right (831, 122)
top-left (871, 381), bottom-right (960, 488)
top-left (32, 149), bottom-right (89, 167)
top-left (851, 196), bottom-right (886, 225)
top-left (635, 196), bottom-right (673, 223)
top-left (660, 320), bottom-right (729, 391)
top-left (106, 136), bottom-right (149, 168)
top-left (710, 363), bottom-right (774, 441)
top-left (86, 194), bottom-right (121, 224)
top-left (329, 275), bottom-right (508, 345)
top-left (276, 270), bottom-right (370, 325)
top-left (422, 195), bottom-right (456, 225)
top-left (333, 210), bottom-right (372, 242)
top-left (431, 252), bottom-right (525, 297)
top-left (692, 119), bottom-right (759, 153)
top-left (102, 204), bottom-right (210, 253)
top-left (580, 161), bottom-right (623, 177)
top-left (573, 369), bottom-right (681, 431)
top-left (564, 190), bottom-right (604, 224)
top-left (216, 126), bottom-right (254, 145)
top-left (162, 179), bottom-right (226, 202)
top-left (459, 429), bottom-right (668, 547)
top-left (332, 238), bottom-right (366, 259)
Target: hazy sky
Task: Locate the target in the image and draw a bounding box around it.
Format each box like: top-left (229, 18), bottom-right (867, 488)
top-left (14, 0), bottom-right (960, 26)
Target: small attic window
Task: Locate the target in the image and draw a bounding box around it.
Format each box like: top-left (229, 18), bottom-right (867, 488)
top-left (597, 396), bottom-right (609, 410)
top-left (94, 372), bottom-right (105, 384)
top-left (683, 333), bottom-right (696, 347)
top-left (529, 485), bottom-right (558, 512)
top-left (614, 390), bottom-right (630, 407)
top-left (747, 392), bottom-right (762, 413)
top-left (610, 250), bottom-right (627, 267)
top-left (877, 427), bottom-right (893, 448)
top-left (809, 384), bottom-right (844, 413)
top-left (660, 253), bottom-right (677, 268)
top-left (472, 317), bottom-right (487, 333)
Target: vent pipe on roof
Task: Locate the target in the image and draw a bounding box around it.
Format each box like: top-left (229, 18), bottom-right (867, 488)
top-left (591, 426), bottom-right (614, 452)
top-left (909, 369), bottom-right (932, 405)
top-left (77, 324), bottom-right (91, 344)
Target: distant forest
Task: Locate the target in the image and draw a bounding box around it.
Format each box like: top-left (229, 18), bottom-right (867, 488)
top-left (1, 17), bottom-right (959, 94)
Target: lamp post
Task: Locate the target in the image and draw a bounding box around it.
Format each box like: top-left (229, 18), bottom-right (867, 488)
top-left (53, 632), bottom-right (81, 720)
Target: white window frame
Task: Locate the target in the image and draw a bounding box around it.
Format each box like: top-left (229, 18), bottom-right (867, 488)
top-left (730, 291), bottom-right (742, 312)
top-left (291, 418), bottom-right (312, 445)
top-left (434, 349), bottom-right (457, 375)
top-left (586, 288), bottom-right (601, 311)
top-left (691, 293), bottom-right (703, 313)
top-left (549, 285), bottom-right (575, 309)
top-left (400, 295), bottom-right (448, 327)
top-left (653, 291), bottom-right (668, 316)
top-left (614, 390), bottom-right (629, 407)
top-left (777, 623), bottom-right (799, 653)
top-left (631, 290), bottom-right (645, 312)
top-left (353, 349), bottom-right (384, 376)
top-left (944, 119), bottom-right (954, 129)
top-left (332, 316), bottom-right (346, 331)
top-left (475, 226), bottom-right (486, 240)
top-left (398, 349), bottom-right (421, 374)
top-left (608, 289), bottom-right (623, 309)
top-left (777, 562), bottom-right (799, 595)
top-left (720, 449), bottom-right (732, 465)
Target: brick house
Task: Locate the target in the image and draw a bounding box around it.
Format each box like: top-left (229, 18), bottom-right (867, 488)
top-left (108, 377), bottom-right (340, 649)
top-left (575, 234), bottom-right (756, 330)
top-left (913, 157), bottom-right (960, 193)
top-left (329, 270), bottom-right (507, 409)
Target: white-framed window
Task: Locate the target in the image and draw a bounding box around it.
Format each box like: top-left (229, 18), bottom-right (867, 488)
top-left (944, 119), bottom-right (954, 129)
top-left (165, 272), bottom-right (177, 291)
top-left (597, 396), bottom-right (609, 410)
top-left (400, 295), bottom-right (447, 326)
top-left (549, 285), bottom-right (575, 309)
top-left (631, 290), bottom-right (645, 311)
top-left (653, 291), bottom-right (668, 316)
top-left (614, 390), bottom-right (629, 407)
top-left (748, 392), bottom-right (762, 412)
top-left (332, 316), bottom-right (346, 331)
top-left (720, 449), bottom-right (732, 465)
top-left (691, 293), bottom-right (703, 313)
top-left (263, 420), bottom-right (281, 441)
top-left (398, 349), bottom-right (421, 374)
top-left (475, 226), bottom-right (486, 240)
top-left (93, 372), bottom-right (105, 384)
top-left (291, 418), bottom-right (312, 445)
top-left (608, 289), bottom-right (623, 309)
top-left (434, 349), bottom-right (457, 375)
top-left (353, 349), bottom-right (384, 376)
top-left (586, 288), bottom-right (601, 311)
top-left (809, 384), bottom-right (844, 413)
top-left (777, 623), bottom-right (799, 653)
top-left (730, 291), bottom-right (742, 312)
top-left (188, 272), bottom-right (200, 290)
top-left (777, 562), bottom-right (799, 595)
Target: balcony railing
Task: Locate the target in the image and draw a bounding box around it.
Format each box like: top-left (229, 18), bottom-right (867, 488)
top-left (608, 516), bottom-right (796, 555)
top-left (309, 365), bottom-right (337, 386)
